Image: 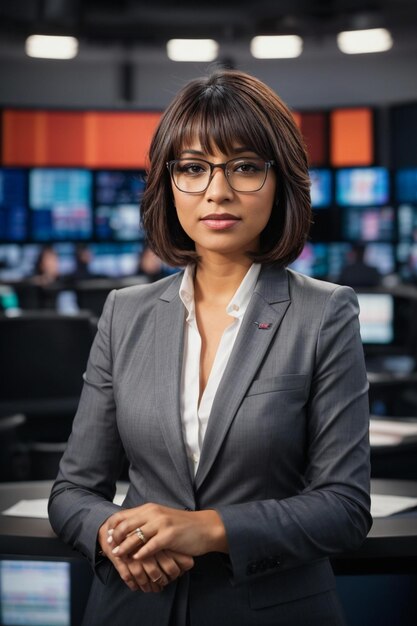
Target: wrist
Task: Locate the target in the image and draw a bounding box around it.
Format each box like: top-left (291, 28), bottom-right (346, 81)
top-left (196, 509), bottom-right (229, 554)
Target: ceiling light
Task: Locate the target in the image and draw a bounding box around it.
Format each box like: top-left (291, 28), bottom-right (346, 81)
top-left (337, 28), bottom-right (393, 54)
top-left (250, 35), bottom-right (303, 59)
top-left (167, 39), bottom-right (219, 62)
top-left (25, 35), bottom-right (79, 59)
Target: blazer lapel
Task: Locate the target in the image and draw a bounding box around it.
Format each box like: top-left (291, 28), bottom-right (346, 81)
top-left (154, 274), bottom-right (195, 505)
top-left (195, 266), bottom-right (291, 490)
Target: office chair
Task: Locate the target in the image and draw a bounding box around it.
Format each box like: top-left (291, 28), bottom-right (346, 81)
top-left (0, 311), bottom-right (97, 443)
top-left (0, 413), bottom-right (28, 481)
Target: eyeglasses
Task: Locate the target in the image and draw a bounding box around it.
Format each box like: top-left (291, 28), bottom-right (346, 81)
top-left (166, 157), bottom-right (275, 194)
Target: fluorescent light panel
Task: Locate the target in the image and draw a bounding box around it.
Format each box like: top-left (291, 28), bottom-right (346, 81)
top-left (167, 39), bottom-right (218, 62)
top-left (250, 35), bottom-right (303, 59)
top-left (25, 35), bottom-right (78, 59)
top-left (337, 28), bottom-right (393, 54)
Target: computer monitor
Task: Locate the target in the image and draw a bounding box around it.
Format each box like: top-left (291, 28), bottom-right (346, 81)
top-left (342, 206), bottom-right (395, 241)
top-left (309, 169), bottom-right (332, 208)
top-left (88, 243), bottom-right (143, 277)
top-left (336, 167), bottom-right (390, 207)
top-left (357, 293), bottom-right (394, 345)
top-left (397, 242), bottom-right (417, 281)
top-left (0, 557), bottom-right (92, 626)
top-left (0, 168), bottom-right (28, 241)
top-left (94, 170), bottom-right (145, 241)
top-left (0, 244), bottom-right (41, 281)
top-left (290, 242), bottom-right (329, 278)
top-left (0, 559), bottom-right (70, 626)
top-left (398, 204), bottom-right (417, 240)
top-left (29, 169), bottom-right (93, 241)
top-left (395, 168), bottom-right (417, 204)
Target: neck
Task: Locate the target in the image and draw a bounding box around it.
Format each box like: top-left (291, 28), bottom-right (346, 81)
top-left (194, 253), bottom-right (253, 306)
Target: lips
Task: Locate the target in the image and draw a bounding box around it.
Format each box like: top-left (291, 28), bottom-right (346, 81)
top-left (201, 213), bottom-right (241, 230)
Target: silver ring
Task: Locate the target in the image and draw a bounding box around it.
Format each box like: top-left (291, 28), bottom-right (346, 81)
top-left (152, 575), bottom-right (163, 584)
top-left (135, 527), bottom-right (147, 544)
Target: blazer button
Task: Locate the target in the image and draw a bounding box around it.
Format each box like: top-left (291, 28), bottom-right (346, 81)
top-left (246, 562), bottom-right (259, 575)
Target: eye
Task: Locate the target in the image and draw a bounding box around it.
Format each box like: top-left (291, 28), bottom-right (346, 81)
top-left (232, 159), bottom-right (263, 175)
top-left (176, 160), bottom-right (208, 176)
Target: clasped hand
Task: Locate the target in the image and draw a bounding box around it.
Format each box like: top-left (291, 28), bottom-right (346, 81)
top-left (98, 503), bottom-right (227, 593)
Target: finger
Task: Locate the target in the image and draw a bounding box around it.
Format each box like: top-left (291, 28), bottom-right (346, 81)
top-left (166, 550), bottom-right (195, 573)
top-left (141, 557), bottom-right (169, 587)
top-left (111, 527), bottom-right (148, 557)
top-left (110, 557), bottom-right (140, 592)
top-left (155, 551), bottom-right (181, 581)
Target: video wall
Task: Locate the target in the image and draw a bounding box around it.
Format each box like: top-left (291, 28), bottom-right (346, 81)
top-left (0, 164), bottom-right (416, 281)
top-left (0, 103), bottom-right (417, 283)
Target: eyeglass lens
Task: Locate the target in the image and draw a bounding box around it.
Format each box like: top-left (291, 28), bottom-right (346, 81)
top-left (171, 158), bottom-right (269, 192)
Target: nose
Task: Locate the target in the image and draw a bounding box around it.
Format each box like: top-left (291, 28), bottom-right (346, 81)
top-left (205, 166), bottom-right (234, 202)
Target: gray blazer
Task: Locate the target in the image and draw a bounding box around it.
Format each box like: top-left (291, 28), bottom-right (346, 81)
top-left (49, 265), bottom-right (372, 626)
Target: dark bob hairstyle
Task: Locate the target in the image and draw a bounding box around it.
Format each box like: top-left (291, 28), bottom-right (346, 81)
top-left (141, 69), bottom-right (312, 267)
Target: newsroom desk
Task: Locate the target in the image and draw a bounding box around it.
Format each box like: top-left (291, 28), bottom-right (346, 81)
top-left (1, 480), bottom-right (417, 625)
top-left (1, 480), bottom-right (417, 571)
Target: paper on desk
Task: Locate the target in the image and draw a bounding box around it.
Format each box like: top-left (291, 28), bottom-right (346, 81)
top-left (2, 493), bottom-right (417, 520)
top-left (371, 494), bottom-right (417, 517)
top-left (1, 493), bottom-right (126, 519)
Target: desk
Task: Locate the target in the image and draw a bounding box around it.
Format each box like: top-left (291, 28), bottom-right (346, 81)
top-left (1, 481), bottom-right (417, 626)
top-left (1, 480), bottom-right (416, 571)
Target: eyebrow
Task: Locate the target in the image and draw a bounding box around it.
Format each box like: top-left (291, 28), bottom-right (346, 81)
top-left (179, 146), bottom-right (257, 157)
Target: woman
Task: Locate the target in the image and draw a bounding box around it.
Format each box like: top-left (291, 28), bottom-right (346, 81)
top-left (49, 69), bottom-right (372, 626)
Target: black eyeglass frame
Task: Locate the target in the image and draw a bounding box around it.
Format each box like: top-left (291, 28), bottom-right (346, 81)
top-left (166, 157), bottom-right (275, 193)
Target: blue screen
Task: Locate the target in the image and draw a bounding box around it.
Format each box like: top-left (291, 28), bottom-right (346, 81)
top-left (336, 167), bottom-right (390, 207)
top-left (0, 168), bottom-right (28, 241)
top-left (290, 242), bottom-right (329, 278)
top-left (309, 169), bottom-right (332, 208)
top-left (94, 171), bottom-right (145, 241)
top-left (342, 206), bottom-right (395, 241)
top-left (29, 169), bottom-right (93, 241)
top-left (396, 168), bottom-right (417, 204)
top-left (398, 204), bottom-right (417, 240)
top-left (0, 560), bottom-right (70, 626)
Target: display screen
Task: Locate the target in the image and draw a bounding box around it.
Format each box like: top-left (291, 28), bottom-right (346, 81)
top-left (88, 243), bottom-right (142, 277)
top-left (357, 293), bottom-right (394, 344)
top-left (342, 206), bottom-right (395, 241)
top-left (398, 204), bottom-right (417, 241)
top-left (0, 560), bottom-right (70, 626)
top-left (290, 242), bottom-right (328, 278)
top-left (309, 169), bottom-right (332, 208)
top-left (395, 168), bottom-right (417, 204)
top-left (94, 171), bottom-right (145, 240)
top-left (0, 168), bottom-right (28, 241)
top-left (29, 169), bottom-right (93, 241)
top-left (336, 167), bottom-right (390, 207)
top-left (397, 242), bottom-right (417, 281)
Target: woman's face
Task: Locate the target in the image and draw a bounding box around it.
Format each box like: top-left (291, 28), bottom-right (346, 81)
top-left (171, 141), bottom-right (277, 263)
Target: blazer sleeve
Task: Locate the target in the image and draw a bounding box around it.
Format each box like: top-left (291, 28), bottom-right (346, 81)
top-left (48, 289), bottom-right (126, 575)
top-left (215, 285), bottom-right (372, 585)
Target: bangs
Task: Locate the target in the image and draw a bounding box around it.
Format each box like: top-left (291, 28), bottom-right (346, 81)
top-left (170, 90), bottom-right (273, 159)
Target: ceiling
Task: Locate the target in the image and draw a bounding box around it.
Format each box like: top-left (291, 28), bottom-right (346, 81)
top-left (1, 0), bottom-right (417, 50)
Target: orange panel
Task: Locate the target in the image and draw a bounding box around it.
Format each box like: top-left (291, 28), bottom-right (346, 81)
top-left (86, 112), bottom-right (162, 168)
top-left (44, 112), bottom-right (87, 166)
top-left (3, 110), bottom-right (47, 166)
top-left (330, 108), bottom-right (373, 166)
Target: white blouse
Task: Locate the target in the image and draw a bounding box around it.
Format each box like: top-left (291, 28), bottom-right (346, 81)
top-left (179, 263), bottom-right (261, 476)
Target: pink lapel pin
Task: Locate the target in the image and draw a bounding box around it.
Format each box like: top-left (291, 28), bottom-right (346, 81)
top-left (254, 322), bottom-right (272, 330)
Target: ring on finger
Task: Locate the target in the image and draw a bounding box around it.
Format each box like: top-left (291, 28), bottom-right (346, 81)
top-left (152, 575), bottom-right (164, 584)
top-left (135, 527), bottom-right (147, 544)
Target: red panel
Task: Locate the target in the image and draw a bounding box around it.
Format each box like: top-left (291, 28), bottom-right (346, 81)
top-left (300, 112), bottom-right (327, 166)
top-left (3, 110), bottom-right (46, 166)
